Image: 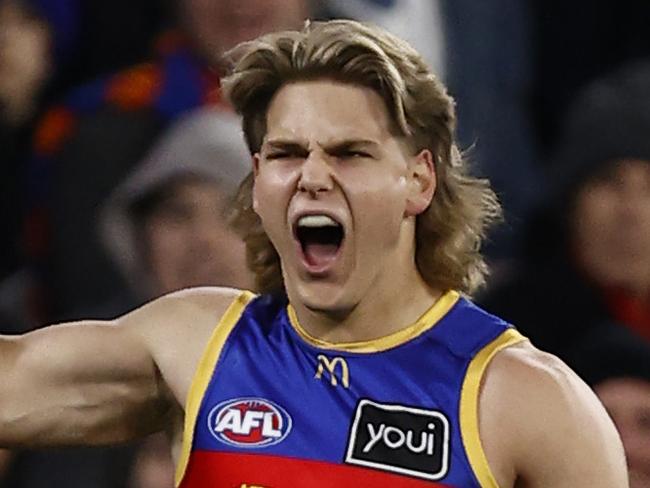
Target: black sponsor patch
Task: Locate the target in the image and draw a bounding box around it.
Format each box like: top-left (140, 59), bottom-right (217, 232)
top-left (345, 399), bottom-right (450, 481)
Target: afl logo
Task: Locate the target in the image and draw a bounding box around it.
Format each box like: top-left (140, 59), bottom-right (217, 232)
top-left (207, 398), bottom-right (292, 448)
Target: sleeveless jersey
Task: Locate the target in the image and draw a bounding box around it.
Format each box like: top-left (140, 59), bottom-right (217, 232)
top-left (176, 290), bottom-right (525, 488)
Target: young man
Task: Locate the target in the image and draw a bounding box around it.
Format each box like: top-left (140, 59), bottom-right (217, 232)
top-left (0, 20), bottom-right (627, 487)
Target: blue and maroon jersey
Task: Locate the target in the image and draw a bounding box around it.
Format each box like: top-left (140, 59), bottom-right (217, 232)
top-left (175, 290), bottom-right (525, 487)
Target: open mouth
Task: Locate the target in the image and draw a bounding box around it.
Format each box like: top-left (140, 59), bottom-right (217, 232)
top-left (294, 215), bottom-right (345, 269)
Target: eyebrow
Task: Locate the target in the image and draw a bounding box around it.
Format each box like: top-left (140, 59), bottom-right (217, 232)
top-left (263, 140), bottom-right (309, 154)
top-left (262, 138), bottom-right (381, 153)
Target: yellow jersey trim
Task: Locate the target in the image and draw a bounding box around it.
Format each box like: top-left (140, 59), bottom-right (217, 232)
top-left (460, 328), bottom-right (526, 488)
top-left (174, 290), bottom-right (256, 487)
top-left (287, 290), bottom-right (460, 353)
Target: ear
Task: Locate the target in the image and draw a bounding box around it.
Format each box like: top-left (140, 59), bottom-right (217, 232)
top-left (405, 149), bottom-right (436, 217)
top-left (252, 153), bottom-right (261, 214)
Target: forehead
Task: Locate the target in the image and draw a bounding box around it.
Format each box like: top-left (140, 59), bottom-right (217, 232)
top-left (264, 80), bottom-right (398, 145)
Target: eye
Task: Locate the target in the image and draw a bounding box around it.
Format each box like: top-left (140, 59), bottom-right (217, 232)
top-left (265, 149), bottom-right (308, 161)
top-left (265, 152), bottom-right (291, 160)
top-left (339, 150), bottom-right (371, 159)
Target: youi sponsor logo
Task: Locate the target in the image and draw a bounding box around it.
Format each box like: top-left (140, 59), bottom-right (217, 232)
top-left (345, 399), bottom-right (450, 481)
top-left (208, 397), bottom-right (292, 448)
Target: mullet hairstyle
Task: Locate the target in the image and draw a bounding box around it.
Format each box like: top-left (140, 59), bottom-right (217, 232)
top-left (223, 19), bottom-right (502, 295)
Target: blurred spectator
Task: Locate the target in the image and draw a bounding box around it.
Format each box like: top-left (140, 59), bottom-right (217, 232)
top-left (480, 61), bottom-right (650, 363)
top-left (103, 107), bottom-right (253, 488)
top-left (175, 0), bottom-right (312, 68)
top-left (0, 0), bottom-right (53, 126)
top-left (0, 0), bottom-right (78, 279)
top-left (571, 326), bottom-right (650, 488)
top-left (100, 107), bottom-right (253, 306)
top-left (22, 0), bottom-right (309, 323)
top-left (0, 108), bottom-right (253, 488)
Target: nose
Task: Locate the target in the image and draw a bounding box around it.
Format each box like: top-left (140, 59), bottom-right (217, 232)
top-left (297, 151), bottom-right (334, 196)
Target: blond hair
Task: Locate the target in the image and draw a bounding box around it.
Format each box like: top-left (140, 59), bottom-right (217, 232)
top-left (223, 19), bottom-right (501, 295)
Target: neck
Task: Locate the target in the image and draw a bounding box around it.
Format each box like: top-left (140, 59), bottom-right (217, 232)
top-left (291, 251), bottom-right (443, 345)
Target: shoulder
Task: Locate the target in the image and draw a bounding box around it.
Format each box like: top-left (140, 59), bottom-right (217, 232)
top-left (480, 341), bottom-right (628, 487)
top-left (482, 342), bottom-right (601, 432)
top-left (116, 287), bottom-right (255, 410)
top-left (120, 286), bottom-right (251, 334)
top-left (114, 286), bottom-right (253, 356)
top-left (484, 342), bottom-right (607, 428)
top-left (153, 286), bottom-right (249, 310)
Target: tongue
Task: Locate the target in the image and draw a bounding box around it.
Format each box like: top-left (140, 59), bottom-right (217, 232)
top-left (304, 243), bottom-right (339, 267)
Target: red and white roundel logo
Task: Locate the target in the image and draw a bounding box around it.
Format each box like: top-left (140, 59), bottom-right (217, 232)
top-left (208, 398), bottom-right (292, 448)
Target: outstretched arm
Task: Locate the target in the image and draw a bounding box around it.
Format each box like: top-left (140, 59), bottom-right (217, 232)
top-left (0, 287), bottom-right (239, 448)
top-left (480, 342), bottom-right (628, 488)
top-left (0, 316), bottom-right (168, 447)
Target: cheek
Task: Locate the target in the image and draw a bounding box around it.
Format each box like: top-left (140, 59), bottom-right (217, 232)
top-left (351, 165), bottom-right (407, 209)
top-left (344, 170), bottom-right (408, 243)
top-left (254, 167), bottom-right (295, 232)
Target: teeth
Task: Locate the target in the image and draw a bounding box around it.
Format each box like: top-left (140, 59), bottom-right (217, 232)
top-left (297, 215), bottom-right (339, 228)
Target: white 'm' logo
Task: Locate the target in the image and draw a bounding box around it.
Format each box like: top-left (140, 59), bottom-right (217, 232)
top-left (315, 355), bottom-right (350, 388)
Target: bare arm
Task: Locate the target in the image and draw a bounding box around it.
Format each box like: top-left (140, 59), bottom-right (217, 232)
top-left (480, 342), bottom-right (628, 488)
top-left (0, 317), bottom-right (168, 447)
top-left (0, 287), bottom-right (238, 448)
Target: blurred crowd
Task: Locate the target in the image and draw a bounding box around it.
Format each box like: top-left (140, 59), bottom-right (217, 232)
top-left (0, 0), bottom-right (648, 487)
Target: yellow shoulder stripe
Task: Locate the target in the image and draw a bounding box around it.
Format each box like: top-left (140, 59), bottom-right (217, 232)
top-left (460, 328), bottom-right (526, 488)
top-left (175, 290), bottom-right (256, 487)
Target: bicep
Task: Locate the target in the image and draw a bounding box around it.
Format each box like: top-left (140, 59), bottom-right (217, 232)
top-left (520, 374), bottom-right (628, 487)
top-left (485, 346), bottom-right (628, 488)
top-left (0, 286), bottom-right (244, 449)
top-left (1, 320), bottom-right (167, 447)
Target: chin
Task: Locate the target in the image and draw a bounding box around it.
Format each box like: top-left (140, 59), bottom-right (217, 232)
top-left (294, 280), bottom-right (355, 317)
